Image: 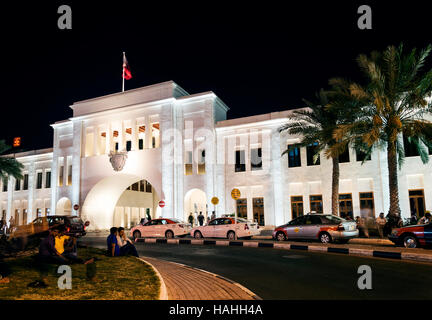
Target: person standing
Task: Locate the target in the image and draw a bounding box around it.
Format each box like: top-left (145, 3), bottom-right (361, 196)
top-left (188, 213), bottom-right (194, 227)
top-left (376, 212), bottom-right (387, 238)
top-left (410, 212), bottom-right (418, 225)
top-left (198, 212), bottom-right (204, 226)
top-left (8, 216), bottom-right (15, 234)
top-left (211, 211), bottom-right (216, 221)
top-left (418, 211), bottom-right (431, 225)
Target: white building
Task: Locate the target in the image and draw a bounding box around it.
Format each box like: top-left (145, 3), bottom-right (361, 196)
top-left (1, 81), bottom-right (431, 230)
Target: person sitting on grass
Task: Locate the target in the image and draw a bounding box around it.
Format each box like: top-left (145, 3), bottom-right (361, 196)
top-left (55, 225), bottom-right (92, 264)
top-left (117, 227), bottom-right (139, 257)
top-left (107, 227), bottom-right (120, 257)
top-left (29, 226), bottom-right (94, 288)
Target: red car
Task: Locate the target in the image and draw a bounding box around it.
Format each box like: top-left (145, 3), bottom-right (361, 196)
top-left (388, 222), bottom-right (432, 248)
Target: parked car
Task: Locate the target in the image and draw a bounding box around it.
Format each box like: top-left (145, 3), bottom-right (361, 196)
top-left (191, 217), bottom-right (260, 240)
top-left (388, 222), bottom-right (432, 248)
top-left (10, 215), bottom-right (89, 240)
top-left (130, 218), bottom-right (191, 239)
top-left (273, 213), bottom-right (359, 243)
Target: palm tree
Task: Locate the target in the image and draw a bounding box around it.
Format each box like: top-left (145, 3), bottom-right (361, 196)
top-left (0, 140), bottom-right (24, 182)
top-left (329, 44), bottom-right (432, 218)
top-left (279, 90), bottom-right (358, 215)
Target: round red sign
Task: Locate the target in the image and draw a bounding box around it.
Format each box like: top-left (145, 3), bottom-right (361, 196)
top-left (159, 200), bottom-right (165, 208)
top-left (73, 204), bottom-right (80, 211)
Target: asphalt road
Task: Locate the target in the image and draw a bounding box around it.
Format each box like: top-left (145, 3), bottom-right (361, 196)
top-left (81, 236), bottom-right (432, 300)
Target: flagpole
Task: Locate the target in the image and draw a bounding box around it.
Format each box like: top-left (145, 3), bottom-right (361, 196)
top-left (122, 52), bottom-right (125, 92)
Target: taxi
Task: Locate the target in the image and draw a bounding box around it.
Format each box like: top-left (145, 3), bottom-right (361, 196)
top-left (388, 222), bottom-right (432, 248)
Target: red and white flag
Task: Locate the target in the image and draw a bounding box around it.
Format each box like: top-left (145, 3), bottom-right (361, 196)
top-left (123, 53), bottom-right (132, 80)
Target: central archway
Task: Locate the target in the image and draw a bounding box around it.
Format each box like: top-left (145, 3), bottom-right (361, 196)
top-left (81, 173), bottom-right (163, 230)
top-left (184, 188), bottom-right (207, 226)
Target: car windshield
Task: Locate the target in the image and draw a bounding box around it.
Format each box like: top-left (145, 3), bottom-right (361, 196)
top-left (68, 217), bottom-right (82, 224)
top-left (234, 218), bottom-right (249, 223)
top-left (321, 215), bottom-right (345, 224)
top-left (169, 218), bottom-right (185, 224)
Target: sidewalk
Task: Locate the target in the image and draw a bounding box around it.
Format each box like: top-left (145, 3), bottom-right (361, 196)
top-left (140, 256), bottom-right (259, 300)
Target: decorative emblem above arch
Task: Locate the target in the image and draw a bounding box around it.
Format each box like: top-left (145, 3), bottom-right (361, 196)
top-left (108, 151), bottom-right (128, 171)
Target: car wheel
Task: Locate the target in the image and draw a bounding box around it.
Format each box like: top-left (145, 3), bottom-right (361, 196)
top-left (227, 231), bottom-right (235, 240)
top-left (133, 231), bottom-right (141, 240)
top-left (319, 232), bottom-right (332, 244)
top-left (276, 232), bottom-right (286, 241)
top-left (165, 230), bottom-right (174, 239)
top-left (194, 231), bottom-right (203, 239)
top-left (403, 234), bottom-right (418, 248)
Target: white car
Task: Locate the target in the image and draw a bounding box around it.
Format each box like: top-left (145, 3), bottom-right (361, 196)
top-left (130, 218), bottom-right (191, 239)
top-left (191, 217), bottom-right (260, 240)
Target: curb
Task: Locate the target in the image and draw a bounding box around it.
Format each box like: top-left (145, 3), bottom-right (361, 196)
top-left (167, 260), bottom-right (262, 300)
top-left (135, 238), bottom-right (432, 263)
top-left (137, 257), bottom-right (168, 300)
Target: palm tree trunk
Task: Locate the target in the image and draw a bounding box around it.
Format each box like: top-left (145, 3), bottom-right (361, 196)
top-left (331, 156), bottom-right (340, 215)
top-left (387, 141), bottom-right (401, 217)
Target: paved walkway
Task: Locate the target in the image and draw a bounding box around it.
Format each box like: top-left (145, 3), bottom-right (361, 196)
top-left (141, 256), bottom-right (257, 300)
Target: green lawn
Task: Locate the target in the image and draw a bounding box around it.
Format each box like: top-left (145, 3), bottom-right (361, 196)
top-left (0, 247), bottom-right (160, 300)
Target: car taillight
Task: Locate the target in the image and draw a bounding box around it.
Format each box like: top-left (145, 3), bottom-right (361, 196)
top-left (244, 224), bottom-right (249, 230)
top-left (67, 227), bottom-right (70, 232)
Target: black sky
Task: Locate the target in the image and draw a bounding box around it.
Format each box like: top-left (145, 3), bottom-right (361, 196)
top-left (0, 1), bottom-right (431, 151)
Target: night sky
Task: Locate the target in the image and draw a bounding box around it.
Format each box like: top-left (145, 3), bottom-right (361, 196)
top-left (0, 1), bottom-right (431, 152)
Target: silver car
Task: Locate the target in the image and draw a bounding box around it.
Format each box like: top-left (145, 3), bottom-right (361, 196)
top-left (273, 214), bottom-right (359, 243)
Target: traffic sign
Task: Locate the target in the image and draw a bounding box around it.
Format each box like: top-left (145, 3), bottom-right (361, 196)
top-left (73, 204), bottom-right (79, 211)
top-left (211, 197), bottom-right (219, 205)
top-left (159, 200), bottom-right (165, 208)
top-left (231, 188), bottom-right (241, 200)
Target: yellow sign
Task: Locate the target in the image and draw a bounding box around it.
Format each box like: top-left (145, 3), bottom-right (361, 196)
top-left (13, 137), bottom-right (21, 147)
top-left (211, 197), bottom-right (219, 205)
top-left (231, 188), bottom-right (241, 200)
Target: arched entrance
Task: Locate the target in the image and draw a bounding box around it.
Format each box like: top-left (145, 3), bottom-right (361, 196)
top-left (81, 173), bottom-right (162, 230)
top-left (56, 197), bottom-right (72, 215)
top-left (184, 188), bottom-right (207, 225)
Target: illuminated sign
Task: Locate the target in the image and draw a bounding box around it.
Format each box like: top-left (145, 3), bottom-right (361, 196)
top-left (13, 137), bottom-right (21, 147)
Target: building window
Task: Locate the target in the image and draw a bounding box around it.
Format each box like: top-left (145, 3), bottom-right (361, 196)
top-left (356, 150), bottom-right (371, 162)
top-left (15, 209), bottom-right (20, 225)
top-left (404, 136), bottom-right (420, 157)
top-left (2, 177), bottom-right (7, 192)
top-left (145, 181), bottom-right (152, 193)
top-left (45, 171), bottom-right (51, 188)
top-left (131, 182), bottom-right (139, 191)
top-left (306, 143), bottom-right (320, 166)
top-left (151, 123), bottom-right (160, 148)
top-left (409, 189), bottom-right (426, 218)
top-left (15, 178), bottom-right (21, 191)
top-left (309, 195), bottom-right (323, 213)
top-left (338, 146), bottom-right (350, 163)
top-left (291, 196), bottom-right (303, 219)
top-left (138, 139), bottom-right (144, 150)
top-left (139, 180), bottom-right (145, 192)
top-left (59, 166), bottom-right (64, 187)
top-left (359, 192), bottom-right (375, 218)
top-left (339, 193), bottom-right (353, 219)
top-left (36, 172), bottom-right (43, 189)
top-left (126, 140), bottom-right (132, 151)
top-left (236, 198), bottom-right (247, 219)
top-left (251, 148), bottom-right (263, 170)
top-left (197, 150), bottom-right (205, 175)
top-left (235, 150), bottom-right (246, 172)
top-left (23, 209), bottom-right (28, 224)
top-left (23, 174), bottom-right (28, 190)
top-left (45, 208), bottom-right (51, 216)
top-left (37, 208), bottom-right (42, 218)
top-left (288, 144), bottom-right (301, 168)
top-left (67, 165), bottom-right (72, 186)
top-left (253, 197), bottom-right (265, 226)
top-left (184, 151), bottom-right (193, 175)
top-left (115, 142), bottom-right (119, 151)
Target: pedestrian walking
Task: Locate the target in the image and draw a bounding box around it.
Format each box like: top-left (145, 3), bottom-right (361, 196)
top-left (356, 216), bottom-right (369, 238)
top-left (376, 212), bottom-right (387, 238)
top-left (188, 212), bottom-right (194, 227)
top-left (198, 212), bottom-right (204, 226)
